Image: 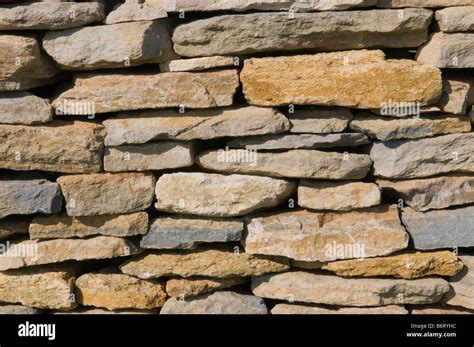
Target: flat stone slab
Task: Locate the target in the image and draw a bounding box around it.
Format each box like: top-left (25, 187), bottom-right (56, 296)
top-left (160, 56), bottom-right (237, 72)
top-left (288, 107), bottom-right (353, 133)
top-left (165, 277), bottom-right (248, 298)
top-left (272, 304), bottom-right (408, 314)
top-left (0, 91), bottom-right (52, 125)
top-left (417, 33), bottom-right (474, 68)
top-left (436, 6), bottom-right (474, 33)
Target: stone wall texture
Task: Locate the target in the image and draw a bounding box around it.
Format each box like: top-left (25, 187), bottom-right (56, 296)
top-left (0, 0), bottom-right (473, 315)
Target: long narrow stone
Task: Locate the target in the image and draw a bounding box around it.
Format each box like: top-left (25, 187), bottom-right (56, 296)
top-left (104, 142), bottom-right (195, 172)
top-left (172, 10), bottom-right (433, 56)
top-left (120, 246), bottom-right (290, 279)
top-left (0, 121), bottom-right (105, 173)
top-left (377, 176), bottom-right (474, 211)
top-left (0, 35), bottom-right (57, 91)
top-left (0, 92), bottom-right (52, 125)
top-left (0, 176), bottom-right (62, 219)
top-left (0, 1), bottom-right (105, 30)
top-left (288, 108), bottom-right (353, 133)
top-left (103, 106), bottom-right (289, 146)
top-left (43, 21), bottom-right (176, 70)
top-left (196, 150), bottom-right (372, 180)
top-left (370, 133), bottom-right (474, 179)
top-left (272, 304), bottom-right (408, 314)
top-left (243, 206), bottom-right (408, 262)
top-left (402, 206), bottom-right (474, 250)
top-left (29, 212), bottom-right (149, 239)
top-left (166, 277), bottom-right (248, 298)
top-left (160, 56), bottom-right (237, 72)
top-left (154, 173), bottom-right (295, 217)
top-left (241, 50), bottom-right (442, 108)
top-left (416, 33), bottom-right (474, 68)
top-left (252, 271), bottom-right (450, 306)
top-left (58, 173), bottom-right (156, 216)
top-left (0, 236), bottom-right (139, 271)
top-left (377, 0), bottom-right (473, 8)
top-left (0, 267), bottom-right (76, 310)
top-left (52, 70), bottom-right (239, 114)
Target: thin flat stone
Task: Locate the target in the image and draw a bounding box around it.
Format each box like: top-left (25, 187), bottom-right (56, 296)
top-left (160, 56), bottom-right (237, 72)
top-left (272, 304), bottom-right (408, 314)
top-left (0, 91), bottom-right (52, 125)
top-left (166, 277), bottom-right (248, 298)
top-left (288, 107), bottom-right (353, 133)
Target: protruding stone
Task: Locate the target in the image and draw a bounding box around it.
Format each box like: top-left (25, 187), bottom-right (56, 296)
top-left (252, 271), bottom-right (450, 306)
top-left (350, 113), bottom-right (471, 141)
top-left (377, 176), bottom-right (474, 211)
top-left (173, 10), bottom-right (433, 57)
top-left (243, 206), bottom-right (408, 262)
top-left (52, 70), bottom-right (239, 114)
top-left (436, 6), bottom-right (474, 33)
top-left (29, 212), bottom-right (149, 239)
top-left (288, 108), bottom-right (353, 133)
top-left (0, 35), bottom-right (57, 91)
top-left (0, 1), bottom-right (105, 30)
top-left (298, 181), bottom-right (381, 211)
top-left (416, 33), bottom-right (474, 68)
top-left (160, 56), bottom-right (237, 72)
top-left (103, 106), bottom-right (289, 146)
top-left (370, 133), bottom-right (474, 179)
top-left (141, 216), bottom-right (243, 249)
top-left (160, 291), bottom-right (268, 314)
top-left (120, 246), bottom-right (290, 279)
top-left (241, 50), bottom-right (442, 108)
top-left (0, 236), bottom-right (139, 271)
top-left (0, 176), bottom-right (62, 219)
top-left (272, 304), bottom-right (408, 314)
top-left (76, 272), bottom-right (166, 310)
top-left (43, 21), bottom-right (176, 70)
top-left (227, 133), bottom-right (370, 150)
top-left (154, 173), bottom-right (295, 217)
top-left (322, 251), bottom-right (463, 279)
top-left (444, 256), bottom-right (474, 310)
top-left (402, 206), bottom-right (474, 250)
top-left (197, 150), bottom-right (372, 180)
top-left (0, 121), bottom-right (105, 173)
top-left (166, 277), bottom-right (248, 298)
top-left (58, 173), bottom-right (156, 216)
top-left (0, 92), bottom-right (52, 125)
top-left (0, 267), bottom-right (75, 310)
top-left (104, 142), bottom-right (194, 172)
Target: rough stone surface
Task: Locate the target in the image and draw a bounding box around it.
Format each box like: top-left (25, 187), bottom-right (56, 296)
top-left (104, 142), bottom-right (194, 172)
top-left (160, 291), bottom-right (268, 314)
top-left (252, 271), bottom-right (450, 306)
top-left (103, 106), bottom-right (289, 146)
top-left (298, 181), bottom-right (381, 211)
top-left (0, 91), bottom-right (52, 125)
top-left (241, 50), bottom-right (442, 108)
top-left (402, 206), bottom-right (474, 250)
top-left (0, 35), bottom-right (57, 91)
top-left (0, 219), bottom-right (29, 240)
top-left (436, 6), bottom-right (474, 32)
top-left (154, 173), bottom-right (295, 217)
top-left (166, 277), bottom-right (248, 298)
top-left (120, 246), bottom-right (290, 279)
top-left (197, 150), bottom-right (372, 180)
top-left (411, 305), bottom-right (474, 314)
top-left (350, 113), bottom-right (471, 141)
top-left (29, 212), bottom-right (149, 239)
top-left (243, 206), bottom-right (408, 262)
top-left (377, 176), bottom-right (474, 211)
top-left (370, 133), bottom-right (474, 179)
top-left (272, 304), bottom-right (408, 314)
top-left (105, 0), bottom-right (168, 24)
top-left (161, 0), bottom-right (377, 12)
top-left (227, 133), bottom-right (370, 150)
top-left (0, 176), bottom-right (62, 219)
top-left (0, 305), bottom-right (41, 314)
top-left (58, 173), bottom-right (156, 216)
top-left (76, 272), bottom-right (166, 310)
top-left (444, 256), bottom-right (474, 310)
top-left (288, 108), bottom-right (353, 133)
top-left (160, 56), bottom-right (237, 72)
top-left (0, 121), bottom-right (105, 173)
top-left (0, 236), bottom-right (139, 271)
top-left (0, 1), bottom-right (105, 30)
top-left (322, 251), bottom-right (463, 279)
top-left (0, 267), bottom-right (75, 310)
top-left (377, 0), bottom-right (474, 8)
top-left (173, 10), bottom-right (433, 57)
top-left (43, 21), bottom-right (176, 70)
top-left (437, 76), bottom-right (474, 115)
top-left (416, 33), bottom-right (474, 68)
top-left (52, 70), bottom-right (239, 114)
top-left (141, 216), bottom-right (243, 249)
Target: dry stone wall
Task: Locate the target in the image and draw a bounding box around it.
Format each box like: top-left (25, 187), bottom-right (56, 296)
top-left (0, 0), bottom-right (473, 314)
